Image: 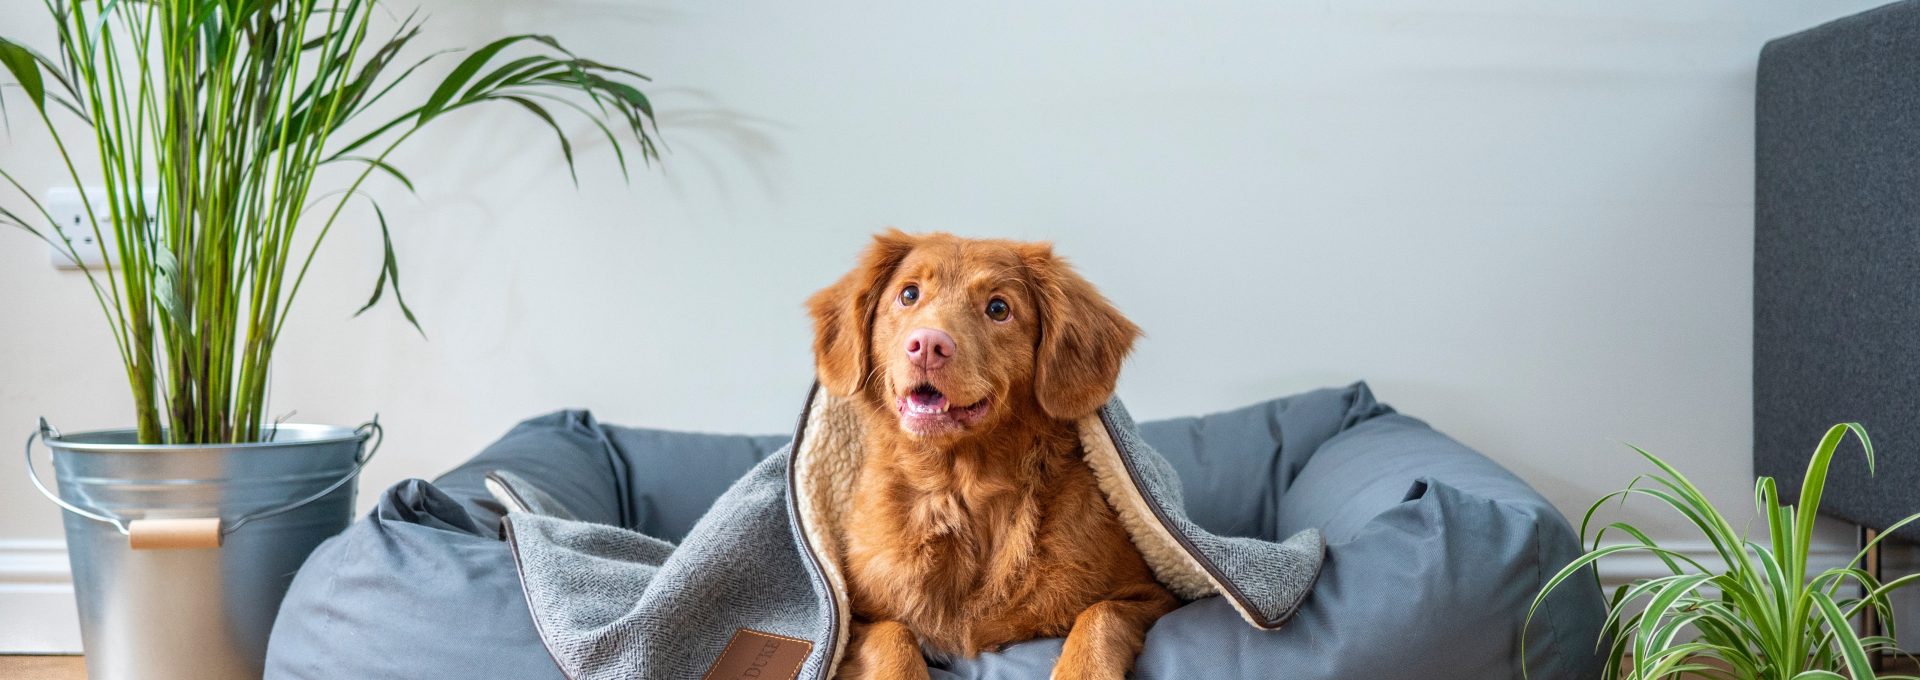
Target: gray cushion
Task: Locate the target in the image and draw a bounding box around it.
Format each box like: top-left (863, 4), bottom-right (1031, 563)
top-left (267, 385), bottom-right (1604, 679)
top-left (936, 386), bottom-right (1605, 679)
top-left (267, 412), bottom-right (789, 680)
top-left (265, 479), bottom-right (566, 680)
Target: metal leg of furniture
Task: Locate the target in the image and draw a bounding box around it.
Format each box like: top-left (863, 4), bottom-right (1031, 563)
top-left (1861, 524), bottom-right (1885, 670)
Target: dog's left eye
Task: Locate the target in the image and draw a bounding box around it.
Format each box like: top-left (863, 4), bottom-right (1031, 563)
top-left (985, 298), bottom-right (1010, 321)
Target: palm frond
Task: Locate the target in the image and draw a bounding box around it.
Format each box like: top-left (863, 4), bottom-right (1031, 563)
top-left (0, 0), bottom-right (661, 444)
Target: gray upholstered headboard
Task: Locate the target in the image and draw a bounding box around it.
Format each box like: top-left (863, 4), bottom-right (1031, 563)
top-left (1755, 0), bottom-right (1920, 541)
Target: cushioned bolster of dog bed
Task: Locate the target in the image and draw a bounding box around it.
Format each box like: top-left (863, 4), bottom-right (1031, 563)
top-left (269, 384), bottom-right (1607, 680)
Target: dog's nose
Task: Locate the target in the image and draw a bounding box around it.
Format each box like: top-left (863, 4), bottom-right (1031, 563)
top-left (903, 328), bottom-right (956, 370)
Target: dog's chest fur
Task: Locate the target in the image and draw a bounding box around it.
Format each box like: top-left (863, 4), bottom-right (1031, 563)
top-left (840, 423), bottom-right (1162, 657)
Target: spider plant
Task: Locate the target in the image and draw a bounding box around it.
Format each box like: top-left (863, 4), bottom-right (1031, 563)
top-left (1530, 423), bottom-right (1920, 680)
top-left (0, 1), bottom-right (659, 444)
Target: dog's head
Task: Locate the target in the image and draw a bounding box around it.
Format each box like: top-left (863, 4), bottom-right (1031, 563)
top-left (808, 229), bottom-right (1139, 440)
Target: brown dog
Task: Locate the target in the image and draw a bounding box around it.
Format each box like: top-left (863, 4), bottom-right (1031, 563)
top-left (808, 230), bottom-right (1179, 680)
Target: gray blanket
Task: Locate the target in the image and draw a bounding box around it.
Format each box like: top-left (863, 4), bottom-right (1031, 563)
top-left (499, 386), bottom-right (1325, 679)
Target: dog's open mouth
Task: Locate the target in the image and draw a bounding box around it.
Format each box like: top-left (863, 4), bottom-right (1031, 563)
top-left (896, 383), bottom-right (991, 434)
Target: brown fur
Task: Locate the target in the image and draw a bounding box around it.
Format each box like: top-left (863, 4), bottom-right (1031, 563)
top-left (808, 230), bottom-right (1179, 680)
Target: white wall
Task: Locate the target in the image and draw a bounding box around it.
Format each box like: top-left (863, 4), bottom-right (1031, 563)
top-left (0, 0), bottom-right (1890, 652)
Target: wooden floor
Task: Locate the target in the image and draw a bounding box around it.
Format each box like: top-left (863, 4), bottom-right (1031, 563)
top-left (0, 656), bottom-right (83, 680)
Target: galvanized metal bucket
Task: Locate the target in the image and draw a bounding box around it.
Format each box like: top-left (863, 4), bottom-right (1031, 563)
top-left (25, 418), bottom-right (381, 680)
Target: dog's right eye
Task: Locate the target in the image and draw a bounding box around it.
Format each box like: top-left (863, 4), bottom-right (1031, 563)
top-left (899, 285), bottom-right (920, 305)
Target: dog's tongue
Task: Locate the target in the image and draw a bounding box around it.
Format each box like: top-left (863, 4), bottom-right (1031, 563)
top-left (907, 385), bottom-right (949, 414)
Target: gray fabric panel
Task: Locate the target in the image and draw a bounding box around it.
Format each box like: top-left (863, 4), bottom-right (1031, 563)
top-left (489, 470), bottom-right (582, 521)
top-left (1277, 412), bottom-right (1553, 542)
top-left (599, 426), bottom-right (788, 543)
top-left (1099, 398), bottom-right (1324, 627)
top-left (929, 637), bottom-right (1064, 679)
top-left (1135, 479), bottom-right (1589, 679)
top-left (434, 410), bottom-right (785, 543)
top-left (264, 480), bottom-right (566, 680)
top-left (1277, 412), bottom-right (1606, 679)
top-left (1135, 383), bottom-right (1390, 540)
top-left (936, 388), bottom-right (1606, 680)
top-left (433, 410), bottom-right (630, 533)
top-left (1755, 0), bottom-right (1920, 540)
top-left (943, 481), bottom-right (1591, 679)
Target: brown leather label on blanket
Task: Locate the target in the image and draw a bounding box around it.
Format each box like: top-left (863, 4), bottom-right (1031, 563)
top-left (702, 628), bottom-right (813, 680)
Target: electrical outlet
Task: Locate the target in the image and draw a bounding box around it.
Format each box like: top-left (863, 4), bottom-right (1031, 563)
top-left (46, 187), bottom-right (108, 269)
top-left (45, 186), bottom-right (158, 270)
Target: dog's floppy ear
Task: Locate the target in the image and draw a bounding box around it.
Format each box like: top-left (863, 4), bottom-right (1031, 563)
top-left (808, 229), bottom-right (917, 396)
top-left (1022, 244), bottom-right (1140, 420)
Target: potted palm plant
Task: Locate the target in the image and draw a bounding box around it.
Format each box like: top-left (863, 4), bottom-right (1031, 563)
top-left (1531, 423), bottom-right (1920, 679)
top-left (1, 2), bottom-right (659, 678)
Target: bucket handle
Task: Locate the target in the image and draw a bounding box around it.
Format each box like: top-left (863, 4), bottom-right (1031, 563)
top-left (24, 417), bottom-right (384, 545)
top-left (23, 420), bottom-right (122, 531)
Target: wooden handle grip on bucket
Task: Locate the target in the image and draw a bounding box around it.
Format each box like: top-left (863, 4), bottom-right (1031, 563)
top-left (127, 518), bottom-right (223, 550)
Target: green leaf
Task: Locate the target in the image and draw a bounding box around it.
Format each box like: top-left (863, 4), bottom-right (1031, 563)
top-left (1844, 572), bottom-right (1920, 620)
top-left (499, 95), bottom-right (577, 184)
top-left (1580, 476), bottom-right (1650, 548)
top-left (153, 244), bottom-right (181, 319)
top-left (510, 90), bottom-right (634, 180)
top-left (0, 38), bottom-right (46, 110)
top-left (5, 0), bottom-right (663, 446)
top-left (332, 156), bottom-right (416, 194)
top-left (1529, 543), bottom-right (1700, 629)
top-left (1540, 426), bottom-right (1920, 680)
top-left (1746, 541), bottom-right (1794, 633)
top-left (1809, 590), bottom-right (1876, 678)
top-left (1632, 573), bottom-right (1712, 665)
top-left (1757, 475), bottom-right (1791, 567)
top-left (1794, 423), bottom-right (1871, 599)
top-left (420, 34), bottom-right (537, 120)
top-left (353, 203), bottom-right (423, 337)
top-left (355, 250), bottom-right (389, 316)
top-left (1627, 446), bottom-right (1747, 563)
top-left (459, 54), bottom-right (551, 100)
top-left (0, 203), bottom-right (45, 240)
top-left (1602, 522), bottom-right (1691, 576)
top-left (351, 47), bottom-right (451, 120)
top-left (1843, 510), bottom-right (1920, 574)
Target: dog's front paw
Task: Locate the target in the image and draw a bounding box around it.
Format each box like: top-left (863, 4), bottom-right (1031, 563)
top-left (1049, 651), bottom-right (1129, 680)
top-left (840, 621), bottom-right (931, 680)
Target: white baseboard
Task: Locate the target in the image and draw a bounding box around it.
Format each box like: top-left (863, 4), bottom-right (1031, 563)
top-left (1592, 540), bottom-right (1858, 590)
top-left (0, 540), bottom-right (82, 653)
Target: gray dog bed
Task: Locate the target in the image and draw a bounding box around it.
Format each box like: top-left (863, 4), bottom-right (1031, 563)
top-left (265, 382), bottom-right (1605, 679)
